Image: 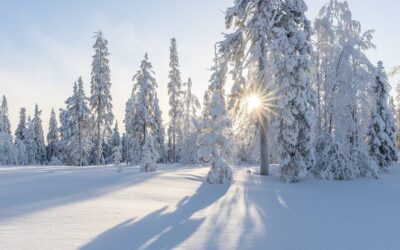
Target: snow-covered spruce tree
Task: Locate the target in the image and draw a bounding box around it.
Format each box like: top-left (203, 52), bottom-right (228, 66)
top-left (109, 121), bottom-right (122, 165)
top-left (131, 53), bottom-right (159, 172)
top-left (14, 108), bottom-right (28, 165)
top-left (367, 62), bottom-right (398, 171)
top-left (198, 52), bottom-right (232, 184)
top-left (396, 83), bottom-right (400, 147)
top-left (23, 117), bottom-right (37, 165)
top-left (15, 108), bottom-right (27, 141)
top-left (63, 78), bottom-right (93, 166)
top-left (90, 31), bottom-right (113, 165)
top-left (0, 131), bottom-right (16, 165)
top-left (270, 0), bottom-right (315, 183)
top-left (221, 0), bottom-right (285, 175)
top-left (0, 96), bottom-right (15, 165)
top-left (167, 38), bottom-right (184, 163)
top-left (180, 78), bottom-right (201, 164)
top-left (0, 95), bottom-right (11, 135)
top-left (46, 108), bottom-right (61, 164)
top-left (32, 104), bottom-right (47, 164)
top-left (153, 94), bottom-right (167, 163)
top-left (124, 96), bottom-right (140, 164)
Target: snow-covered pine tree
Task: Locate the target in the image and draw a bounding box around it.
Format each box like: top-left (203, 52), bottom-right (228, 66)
top-left (63, 78), bottom-right (93, 166)
top-left (90, 31), bottom-right (114, 165)
top-left (167, 38), bottom-right (184, 163)
top-left (153, 94), bottom-right (167, 163)
top-left (367, 62), bottom-right (398, 171)
top-left (109, 121), bottom-right (122, 165)
top-left (180, 78), bottom-right (201, 164)
top-left (271, 0), bottom-right (315, 183)
top-left (15, 107), bottom-right (28, 165)
top-left (0, 95), bottom-right (15, 165)
top-left (221, 0), bottom-right (283, 175)
top-left (32, 104), bottom-right (47, 164)
top-left (124, 96), bottom-right (140, 164)
top-left (396, 83), bottom-right (400, 147)
top-left (0, 95), bottom-right (11, 135)
top-left (15, 108), bottom-right (27, 141)
top-left (46, 108), bottom-right (61, 165)
top-left (198, 51), bottom-right (232, 184)
top-left (131, 53), bottom-right (159, 172)
top-left (0, 131), bottom-right (16, 165)
top-left (23, 117), bottom-right (37, 165)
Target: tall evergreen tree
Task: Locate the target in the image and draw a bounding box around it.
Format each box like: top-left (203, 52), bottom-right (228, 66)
top-left (90, 31), bottom-right (114, 165)
top-left (63, 78), bottom-right (93, 166)
top-left (153, 94), bottom-right (167, 163)
top-left (180, 78), bottom-right (201, 164)
top-left (46, 108), bottom-right (61, 164)
top-left (198, 52), bottom-right (232, 184)
top-left (0, 95), bottom-right (11, 135)
top-left (167, 38), bottom-right (184, 163)
top-left (23, 117), bottom-right (37, 164)
top-left (110, 121), bottom-right (122, 165)
top-left (221, 0), bottom-right (282, 175)
top-left (15, 108), bottom-right (27, 141)
top-left (272, 0), bottom-right (315, 183)
top-left (0, 96), bottom-right (15, 165)
top-left (131, 53), bottom-right (159, 172)
top-left (367, 62), bottom-right (398, 171)
top-left (32, 104), bottom-right (47, 164)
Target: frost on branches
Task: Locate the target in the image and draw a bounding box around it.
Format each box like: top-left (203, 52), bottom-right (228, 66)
top-left (367, 62), bottom-right (398, 171)
top-left (271, 0), bottom-right (315, 183)
top-left (198, 53), bottom-right (232, 184)
top-left (60, 78), bottom-right (93, 166)
top-left (130, 54), bottom-right (160, 172)
top-left (90, 31), bottom-right (113, 165)
top-left (179, 78), bottom-right (201, 164)
top-left (312, 0), bottom-right (380, 180)
top-left (167, 38), bottom-right (184, 163)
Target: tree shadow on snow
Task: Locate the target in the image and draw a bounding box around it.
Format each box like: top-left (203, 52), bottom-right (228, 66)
top-left (80, 181), bottom-right (229, 250)
top-left (0, 166), bottom-right (160, 222)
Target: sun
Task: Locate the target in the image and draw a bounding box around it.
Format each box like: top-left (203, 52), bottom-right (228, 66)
top-left (247, 95), bottom-right (261, 111)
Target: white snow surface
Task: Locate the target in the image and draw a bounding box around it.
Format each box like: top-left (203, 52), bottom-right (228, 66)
top-left (1, 164), bottom-right (399, 250)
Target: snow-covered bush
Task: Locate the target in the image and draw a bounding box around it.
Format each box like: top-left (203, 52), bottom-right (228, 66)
top-left (313, 133), bottom-right (355, 180)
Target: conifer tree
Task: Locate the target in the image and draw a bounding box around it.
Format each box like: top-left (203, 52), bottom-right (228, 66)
top-left (129, 53), bottom-right (160, 171)
top-left (46, 108), bottom-right (61, 164)
top-left (63, 78), bottom-right (93, 166)
top-left (15, 108), bottom-right (27, 141)
top-left (167, 38), bottom-right (183, 163)
top-left (32, 104), bottom-right (47, 164)
top-left (273, 0), bottom-right (315, 183)
top-left (180, 78), bottom-right (201, 164)
top-left (0, 95), bottom-right (11, 135)
top-left (90, 31), bottom-right (113, 165)
top-left (110, 121), bottom-right (122, 165)
top-left (198, 52), bottom-right (232, 184)
top-left (367, 62), bottom-right (398, 171)
top-left (23, 117), bottom-right (37, 164)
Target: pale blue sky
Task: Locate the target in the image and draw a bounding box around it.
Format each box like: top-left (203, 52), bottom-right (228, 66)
top-left (0, 0), bottom-right (399, 132)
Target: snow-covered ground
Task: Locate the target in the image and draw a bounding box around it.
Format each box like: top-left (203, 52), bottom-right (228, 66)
top-left (1, 164), bottom-right (400, 250)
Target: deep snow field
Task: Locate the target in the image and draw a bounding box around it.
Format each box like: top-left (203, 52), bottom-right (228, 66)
top-left (1, 164), bottom-right (400, 250)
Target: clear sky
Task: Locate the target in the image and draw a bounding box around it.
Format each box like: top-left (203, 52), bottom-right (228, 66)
top-left (1, 0), bottom-right (399, 133)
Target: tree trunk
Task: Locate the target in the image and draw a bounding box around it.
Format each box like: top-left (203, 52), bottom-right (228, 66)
top-left (260, 117), bottom-right (269, 175)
